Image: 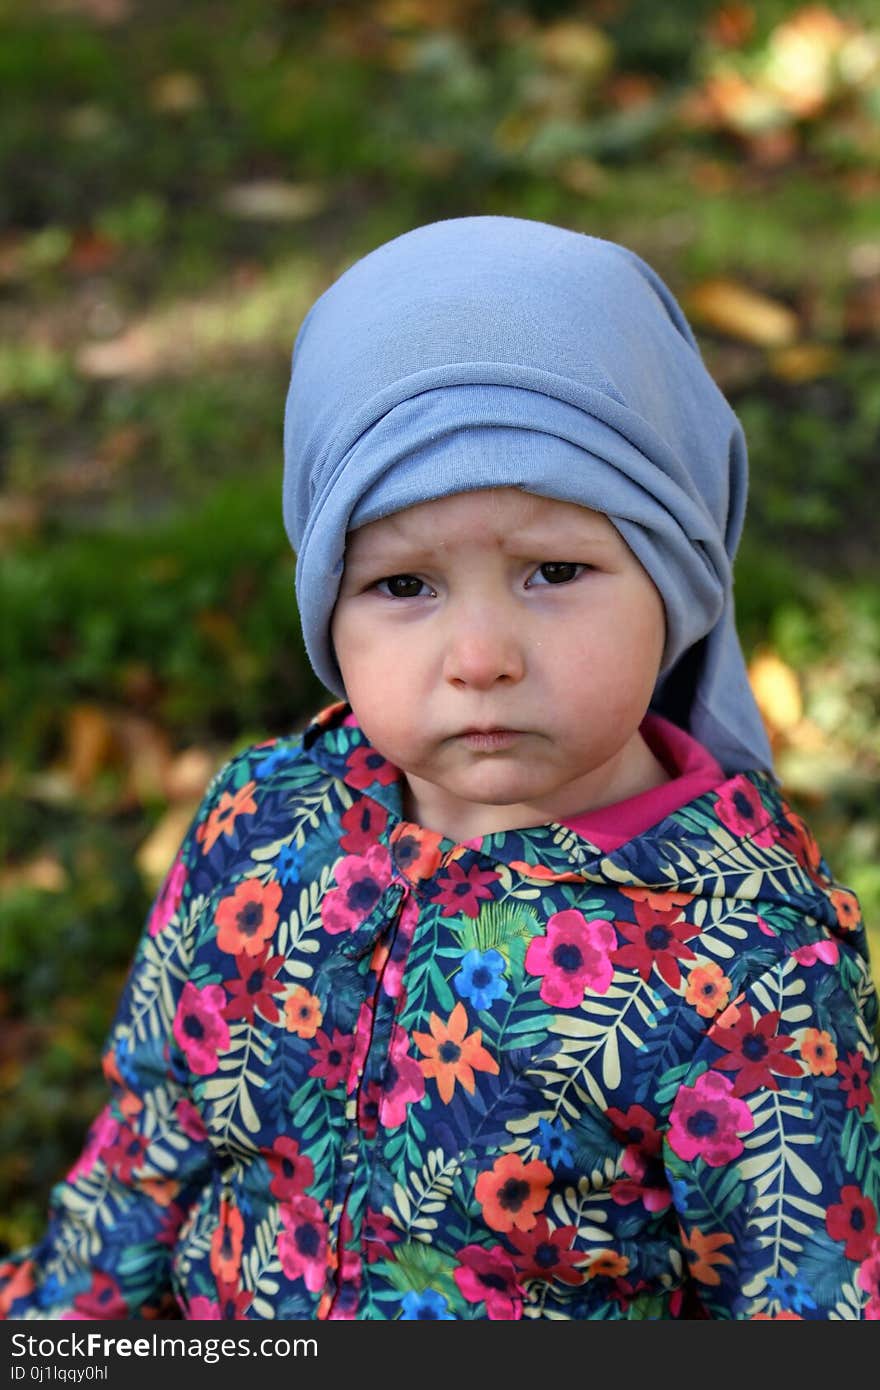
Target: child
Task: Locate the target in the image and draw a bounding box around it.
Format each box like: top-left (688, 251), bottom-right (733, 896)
top-left (2, 215), bottom-right (879, 1321)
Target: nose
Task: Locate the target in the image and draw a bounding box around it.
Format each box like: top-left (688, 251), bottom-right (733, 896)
top-left (441, 604), bottom-right (526, 690)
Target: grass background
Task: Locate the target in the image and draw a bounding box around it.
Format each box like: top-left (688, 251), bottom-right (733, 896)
top-left (1, 0), bottom-right (879, 1249)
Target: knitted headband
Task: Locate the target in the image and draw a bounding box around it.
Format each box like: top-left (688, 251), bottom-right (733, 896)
top-left (282, 214), bottom-right (773, 776)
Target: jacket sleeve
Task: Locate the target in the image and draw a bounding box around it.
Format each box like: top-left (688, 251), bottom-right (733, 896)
top-left (0, 752), bottom-right (244, 1321)
top-left (664, 946), bottom-right (880, 1320)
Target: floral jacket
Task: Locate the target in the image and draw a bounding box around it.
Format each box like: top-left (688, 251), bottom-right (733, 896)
top-left (2, 700), bottom-right (879, 1322)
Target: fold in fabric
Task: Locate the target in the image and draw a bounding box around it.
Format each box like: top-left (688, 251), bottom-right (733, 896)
top-left (282, 215), bottom-right (774, 776)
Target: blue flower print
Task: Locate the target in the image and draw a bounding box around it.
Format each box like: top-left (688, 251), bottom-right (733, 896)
top-left (454, 947), bottom-right (509, 1010)
top-left (764, 1274), bottom-right (817, 1314)
top-left (400, 1289), bottom-right (455, 1320)
top-left (537, 1116), bottom-right (576, 1169)
top-left (275, 842), bottom-right (302, 886)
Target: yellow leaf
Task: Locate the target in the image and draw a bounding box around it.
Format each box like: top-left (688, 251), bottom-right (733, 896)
top-left (749, 651), bottom-right (803, 731)
top-left (687, 279), bottom-right (799, 346)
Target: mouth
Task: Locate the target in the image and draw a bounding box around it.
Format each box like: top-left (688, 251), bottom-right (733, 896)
top-left (457, 728), bottom-right (524, 750)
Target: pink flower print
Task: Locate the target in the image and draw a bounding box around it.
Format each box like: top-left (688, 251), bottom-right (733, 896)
top-left (454, 1244), bottom-right (523, 1320)
top-left (380, 891), bottom-right (419, 1001)
top-left (379, 1024), bottom-right (426, 1129)
top-left (714, 777), bottom-right (777, 846)
top-left (278, 1195), bottom-right (328, 1293)
top-left (857, 1237), bottom-right (880, 1319)
top-left (320, 844), bottom-right (393, 934)
top-left (525, 910), bottom-right (616, 1007)
top-left (148, 853), bottom-right (188, 937)
top-left (668, 1070), bottom-right (754, 1166)
top-left (173, 981), bottom-right (230, 1076)
top-left (186, 1296), bottom-right (222, 1319)
top-left (66, 1106), bottom-right (120, 1182)
top-left (432, 860), bottom-right (500, 918)
top-left (175, 1098), bottom-right (208, 1142)
top-left (347, 1000), bottom-right (374, 1094)
top-left (792, 939), bottom-right (839, 967)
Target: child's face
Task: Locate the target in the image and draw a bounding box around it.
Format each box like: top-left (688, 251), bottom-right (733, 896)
top-left (330, 487), bottom-right (667, 840)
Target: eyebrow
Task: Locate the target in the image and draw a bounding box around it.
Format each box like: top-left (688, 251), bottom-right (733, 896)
top-left (344, 523), bottom-right (617, 568)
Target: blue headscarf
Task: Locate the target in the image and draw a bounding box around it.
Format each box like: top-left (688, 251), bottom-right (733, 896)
top-left (282, 215), bottom-right (774, 776)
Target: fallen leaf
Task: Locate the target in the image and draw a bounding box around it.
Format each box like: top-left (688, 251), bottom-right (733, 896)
top-left (686, 278), bottom-right (800, 346)
top-left (150, 71), bottom-right (205, 114)
top-left (769, 342), bottom-right (838, 381)
top-left (64, 704), bottom-right (117, 792)
top-left (0, 855), bottom-right (68, 893)
top-left (221, 181), bottom-right (328, 222)
top-left (163, 746), bottom-right (218, 803)
top-left (136, 802), bottom-right (201, 887)
top-left (749, 651), bottom-right (803, 732)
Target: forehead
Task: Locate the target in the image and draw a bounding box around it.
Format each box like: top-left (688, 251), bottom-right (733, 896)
top-left (345, 487), bottom-right (617, 556)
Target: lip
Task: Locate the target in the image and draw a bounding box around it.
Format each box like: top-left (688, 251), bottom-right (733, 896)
top-left (457, 728), bottom-right (524, 750)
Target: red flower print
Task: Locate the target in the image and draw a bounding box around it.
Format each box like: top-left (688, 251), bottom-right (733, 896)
top-left (362, 1208), bottom-right (401, 1264)
top-left (66, 1107), bottom-right (119, 1183)
top-left (357, 1079), bottom-right (382, 1140)
top-left (838, 1050), bottom-right (873, 1113)
top-left (339, 799), bottom-right (389, 852)
top-left (196, 781), bottom-right (258, 855)
top-left (612, 898), bottom-right (700, 990)
top-left (344, 744), bottom-right (398, 790)
top-left (210, 1200), bottom-right (245, 1283)
top-left (320, 844), bottom-right (392, 934)
top-left (799, 1027), bottom-right (838, 1076)
top-left (378, 1023), bottom-right (426, 1128)
top-left (619, 886), bottom-right (694, 912)
top-left (777, 804), bottom-right (824, 881)
top-left (215, 1281), bottom-right (254, 1320)
top-left (413, 1001), bottom-right (499, 1103)
top-left (668, 1070), bottom-right (754, 1166)
top-left (475, 1153), bottom-right (553, 1233)
top-left (266, 1136), bottom-right (315, 1202)
top-left (173, 981), bottom-right (230, 1076)
top-left (454, 1244), bottom-right (523, 1319)
top-left (431, 860), bottom-right (500, 918)
top-left (525, 909), bottom-right (616, 1007)
top-left (308, 1028), bottom-right (354, 1090)
top-left (605, 1103), bottom-right (663, 1158)
top-left (278, 1195), bottom-right (328, 1293)
top-left (103, 1123), bottom-right (150, 1184)
top-left (714, 776), bottom-right (777, 846)
top-left (390, 822), bottom-right (444, 882)
top-left (826, 1187), bottom-right (878, 1261)
top-left (505, 1215), bottom-right (586, 1286)
top-left (223, 945), bottom-right (285, 1024)
top-left (215, 878), bottom-right (282, 956)
top-left (709, 1004), bottom-right (802, 1097)
top-left (0, 1260), bottom-right (36, 1318)
top-left (325, 1247), bottom-right (362, 1320)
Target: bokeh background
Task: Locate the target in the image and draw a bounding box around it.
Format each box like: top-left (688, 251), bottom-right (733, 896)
top-left (1, 0), bottom-right (879, 1251)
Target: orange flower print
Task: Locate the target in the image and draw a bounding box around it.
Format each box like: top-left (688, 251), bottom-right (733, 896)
top-left (210, 1200), bottom-right (245, 1283)
top-left (584, 1250), bottom-right (630, 1280)
top-left (197, 781), bottom-right (258, 855)
top-left (215, 878), bottom-right (282, 956)
top-left (475, 1153), bottom-right (552, 1233)
top-left (685, 961), bottom-right (732, 1018)
top-left (620, 886), bottom-right (694, 912)
top-left (681, 1226), bottom-right (734, 1285)
top-left (285, 986), bottom-right (323, 1039)
top-left (389, 822), bottom-right (444, 883)
top-left (800, 1027), bottom-right (838, 1076)
top-left (412, 1001), bottom-right (499, 1103)
top-left (829, 888), bottom-right (861, 931)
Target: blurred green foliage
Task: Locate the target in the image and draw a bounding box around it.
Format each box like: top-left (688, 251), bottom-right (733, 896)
top-left (1, 0), bottom-right (879, 1249)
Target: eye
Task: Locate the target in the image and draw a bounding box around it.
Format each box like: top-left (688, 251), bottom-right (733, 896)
top-left (375, 573), bottom-right (432, 599)
top-left (528, 562), bottom-right (586, 586)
